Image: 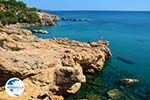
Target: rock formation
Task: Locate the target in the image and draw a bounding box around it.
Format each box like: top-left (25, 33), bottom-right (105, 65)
top-left (37, 12), bottom-right (59, 26)
top-left (32, 29), bottom-right (48, 34)
top-left (120, 78), bottom-right (139, 85)
top-left (61, 18), bottom-right (88, 22)
top-left (107, 89), bottom-right (122, 100)
top-left (0, 25), bottom-right (111, 100)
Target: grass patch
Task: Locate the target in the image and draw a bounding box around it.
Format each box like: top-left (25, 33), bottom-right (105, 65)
top-left (9, 46), bottom-right (22, 51)
top-left (11, 35), bottom-right (22, 41)
top-left (0, 39), bottom-right (5, 47)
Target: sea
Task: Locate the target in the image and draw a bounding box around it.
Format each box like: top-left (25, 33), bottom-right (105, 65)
top-left (29, 11), bottom-right (150, 100)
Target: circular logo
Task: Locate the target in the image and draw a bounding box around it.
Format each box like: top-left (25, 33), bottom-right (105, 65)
top-left (5, 77), bottom-right (25, 97)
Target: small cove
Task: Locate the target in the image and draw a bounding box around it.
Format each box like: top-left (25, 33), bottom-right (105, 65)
top-left (29, 11), bottom-right (150, 99)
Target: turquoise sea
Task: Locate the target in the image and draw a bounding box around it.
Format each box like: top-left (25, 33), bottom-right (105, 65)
top-left (29, 11), bottom-right (150, 100)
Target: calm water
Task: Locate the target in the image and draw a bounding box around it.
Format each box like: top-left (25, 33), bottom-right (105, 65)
top-left (29, 11), bottom-right (150, 99)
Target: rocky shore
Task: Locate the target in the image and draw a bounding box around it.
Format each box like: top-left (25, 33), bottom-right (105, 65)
top-left (0, 25), bottom-right (111, 100)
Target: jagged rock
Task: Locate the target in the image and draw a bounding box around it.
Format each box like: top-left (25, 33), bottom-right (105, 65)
top-left (120, 78), bottom-right (139, 85)
top-left (107, 89), bottom-right (122, 100)
top-left (0, 26), bottom-right (111, 100)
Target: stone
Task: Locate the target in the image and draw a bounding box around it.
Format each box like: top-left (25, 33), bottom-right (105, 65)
top-left (107, 89), bottom-right (122, 100)
top-left (32, 30), bottom-right (48, 34)
top-left (67, 82), bottom-right (81, 94)
top-left (120, 78), bottom-right (139, 85)
top-left (116, 56), bottom-right (134, 65)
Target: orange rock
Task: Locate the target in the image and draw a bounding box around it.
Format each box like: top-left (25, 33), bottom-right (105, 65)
top-left (0, 25), bottom-right (111, 100)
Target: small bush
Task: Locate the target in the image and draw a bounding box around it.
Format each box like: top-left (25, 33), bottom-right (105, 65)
top-left (9, 46), bottom-right (22, 51)
top-left (11, 35), bottom-right (21, 41)
top-left (0, 39), bottom-right (4, 47)
top-left (0, 11), bottom-right (18, 25)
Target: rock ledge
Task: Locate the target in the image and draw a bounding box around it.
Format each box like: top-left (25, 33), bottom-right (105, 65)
top-left (0, 25), bottom-right (111, 100)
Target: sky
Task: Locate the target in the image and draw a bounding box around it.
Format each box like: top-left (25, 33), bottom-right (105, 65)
top-left (22, 0), bottom-right (150, 11)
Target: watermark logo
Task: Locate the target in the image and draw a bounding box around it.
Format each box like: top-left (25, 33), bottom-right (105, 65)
top-left (5, 77), bottom-right (25, 97)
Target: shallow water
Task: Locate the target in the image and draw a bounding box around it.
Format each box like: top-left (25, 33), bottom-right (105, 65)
top-left (29, 11), bottom-right (150, 100)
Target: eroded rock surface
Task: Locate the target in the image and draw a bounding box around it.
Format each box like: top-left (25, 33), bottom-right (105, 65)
top-left (0, 26), bottom-right (111, 100)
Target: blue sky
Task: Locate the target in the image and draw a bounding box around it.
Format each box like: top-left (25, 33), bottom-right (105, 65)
top-left (22, 0), bottom-right (150, 11)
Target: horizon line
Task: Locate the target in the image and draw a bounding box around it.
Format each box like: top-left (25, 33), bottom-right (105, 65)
top-left (40, 9), bottom-right (150, 12)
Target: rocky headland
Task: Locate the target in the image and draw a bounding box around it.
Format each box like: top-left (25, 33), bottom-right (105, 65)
top-left (0, 25), bottom-right (111, 100)
top-left (36, 11), bottom-right (59, 26)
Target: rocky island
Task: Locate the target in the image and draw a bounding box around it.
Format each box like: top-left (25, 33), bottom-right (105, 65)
top-left (0, 0), bottom-right (112, 100)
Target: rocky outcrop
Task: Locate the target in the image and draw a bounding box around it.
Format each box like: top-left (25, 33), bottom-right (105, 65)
top-left (0, 25), bottom-right (111, 100)
top-left (32, 29), bottom-right (48, 34)
top-left (37, 12), bottom-right (59, 26)
top-left (120, 78), bottom-right (139, 85)
top-left (61, 18), bottom-right (88, 22)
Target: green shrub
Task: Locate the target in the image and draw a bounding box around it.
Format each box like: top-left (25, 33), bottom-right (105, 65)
top-left (0, 39), bottom-right (4, 47)
top-left (0, 0), bottom-right (40, 25)
top-left (0, 11), bottom-right (18, 25)
top-left (0, 0), bottom-right (26, 8)
top-left (9, 46), bottom-right (22, 51)
top-left (11, 35), bottom-right (21, 41)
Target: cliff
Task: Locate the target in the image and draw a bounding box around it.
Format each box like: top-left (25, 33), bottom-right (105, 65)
top-left (0, 25), bottom-right (111, 100)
